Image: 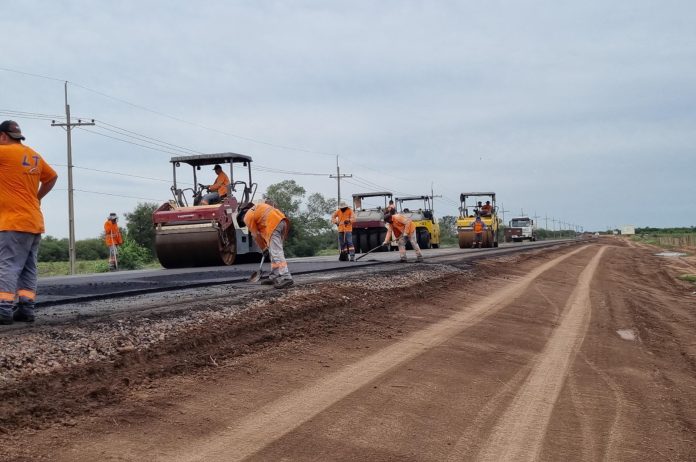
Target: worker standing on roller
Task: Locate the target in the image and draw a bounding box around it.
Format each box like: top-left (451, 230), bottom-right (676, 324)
top-left (237, 200), bottom-right (294, 289)
top-left (200, 164), bottom-right (230, 205)
top-left (472, 215), bottom-right (487, 248)
top-left (0, 120), bottom-right (58, 324)
top-left (382, 210), bottom-right (423, 263)
top-left (332, 201), bottom-right (355, 261)
top-left (103, 213), bottom-right (123, 271)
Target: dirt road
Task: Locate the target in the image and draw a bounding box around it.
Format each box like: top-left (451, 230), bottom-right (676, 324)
top-left (2, 239), bottom-right (695, 461)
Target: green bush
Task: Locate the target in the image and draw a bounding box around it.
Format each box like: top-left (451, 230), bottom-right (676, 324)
top-left (116, 238), bottom-right (152, 270)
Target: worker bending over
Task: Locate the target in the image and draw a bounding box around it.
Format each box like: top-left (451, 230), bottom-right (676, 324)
top-left (332, 201), bottom-right (355, 261)
top-left (382, 210), bottom-right (423, 263)
top-left (200, 164), bottom-right (230, 205)
top-left (237, 200), bottom-right (294, 289)
top-left (104, 213), bottom-right (123, 271)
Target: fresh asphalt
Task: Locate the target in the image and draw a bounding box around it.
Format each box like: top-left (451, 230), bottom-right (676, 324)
top-left (36, 240), bottom-right (573, 306)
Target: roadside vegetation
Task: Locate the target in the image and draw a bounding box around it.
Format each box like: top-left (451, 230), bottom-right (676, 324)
top-left (631, 227), bottom-right (696, 251)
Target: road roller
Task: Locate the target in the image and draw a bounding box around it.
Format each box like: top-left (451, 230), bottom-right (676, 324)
top-left (395, 195), bottom-right (441, 249)
top-left (152, 153), bottom-right (263, 268)
top-left (351, 192), bottom-right (393, 253)
top-left (456, 192), bottom-right (500, 248)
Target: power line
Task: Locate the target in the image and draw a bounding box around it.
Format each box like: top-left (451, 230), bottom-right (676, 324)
top-left (54, 188), bottom-right (168, 203)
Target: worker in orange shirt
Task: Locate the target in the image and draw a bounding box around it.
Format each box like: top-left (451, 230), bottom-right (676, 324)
top-left (332, 201), bottom-right (356, 261)
top-left (237, 200), bottom-right (293, 289)
top-left (200, 164), bottom-right (230, 205)
top-left (0, 120), bottom-right (58, 324)
top-left (382, 210), bottom-right (423, 263)
top-left (104, 213), bottom-right (124, 271)
top-left (481, 200), bottom-right (492, 217)
top-left (472, 215), bottom-right (487, 248)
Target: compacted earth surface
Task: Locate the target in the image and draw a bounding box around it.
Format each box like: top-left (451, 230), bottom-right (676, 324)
top-left (1, 237), bottom-right (695, 461)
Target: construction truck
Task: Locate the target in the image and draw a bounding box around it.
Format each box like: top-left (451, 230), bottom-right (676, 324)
top-left (351, 192), bottom-right (393, 254)
top-left (456, 192), bottom-right (499, 248)
top-left (395, 195), bottom-right (440, 249)
top-left (504, 216), bottom-right (537, 242)
top-left (152, 153), bottom-right (263, 268)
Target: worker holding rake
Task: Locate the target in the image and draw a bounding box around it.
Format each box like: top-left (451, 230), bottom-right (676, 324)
top-left (237, 200), bottom-right (294, 289)
top-left (331, 201), bottom-right (355, 261)
top-left (382, 210), bottom-right (423, 263)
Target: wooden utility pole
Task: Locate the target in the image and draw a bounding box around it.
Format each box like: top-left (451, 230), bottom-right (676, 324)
top-left (51, 81), bottom-right (94, 275)
top-left (329, 155), bottom-right (351, 206)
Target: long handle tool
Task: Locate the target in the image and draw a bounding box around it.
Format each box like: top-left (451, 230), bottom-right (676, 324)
top-left (354, 243), bottom-right (387, 261)
top-left (247, 253), bottom-right (266, 283)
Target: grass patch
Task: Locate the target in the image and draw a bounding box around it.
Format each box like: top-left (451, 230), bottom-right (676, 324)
top-left (678, 274), bottom-right (696, 283)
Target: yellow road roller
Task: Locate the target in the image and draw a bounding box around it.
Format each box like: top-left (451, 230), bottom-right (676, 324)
top-left (395, 195), bottom-right (441, 249)
top-left (456, 192), bottom-right (500, 248)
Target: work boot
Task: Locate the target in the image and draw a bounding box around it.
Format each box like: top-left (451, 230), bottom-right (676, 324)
top-left (13, 304), bottom-right (35, 323)
top-left (399, 256), bottom-right (407, 263)
top-left (260, 277), bottom-right (275, 285)
top-left (0, 305), bottom-right (13, 325)
top-left (416, 255), bottom-right (424, 262)
top-left (274, 278), bottom-right (294, 289)
top-left (349, 254), bottom-right (355, 262)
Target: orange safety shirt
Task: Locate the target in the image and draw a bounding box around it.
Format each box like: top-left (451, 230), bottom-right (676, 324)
top-left (104, 220), bottom-right (123, 247)
top-left (331, 207), bottom-right (355, 232)
top-left (388, 213), bottom-right (416, 239)
top-left (473, 220), bottom-right (486, 233)
top-left (210, 171), bottom-right (230, 197)
top-left (243, 203), bottom-right (289, 250)
top-left (481, 204), bottom-right (492, 214)
top-left (0, 144), bottom-right (57, 234)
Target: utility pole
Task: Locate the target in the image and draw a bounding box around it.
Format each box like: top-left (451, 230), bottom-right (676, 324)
top-left (532, 211), bottom-right (540, 229)
top-left (329, 155), bottom-right (351, 206)
top-left (51, 81), bottom-right (94, 275)
top-left (552, 217), bottom-right (557, 239)
top-left (430, 182), bottom-right (442, 218)
top-left (499, 203), bottom-right (510, 227)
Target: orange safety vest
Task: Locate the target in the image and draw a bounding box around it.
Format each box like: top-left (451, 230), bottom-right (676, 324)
top-left (389, 214), bottom-right (416, 238)
top-left (104, 220), bottom-right (123, 246)
top-left (243, 203), bottom-right (289, 250)
top-left (331, 207), bottom-right (355, 232)
top-left (473, 220), bottom-right (485, 234)
top-left (210, 171), bottom-right (230, 197)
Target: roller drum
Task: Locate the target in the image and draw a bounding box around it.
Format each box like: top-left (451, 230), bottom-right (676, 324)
top-left (155, 225), bottom-right (236, 268)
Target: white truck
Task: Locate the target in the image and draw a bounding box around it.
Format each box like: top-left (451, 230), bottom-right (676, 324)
top-left (504, 216), bottom-right (537, 242)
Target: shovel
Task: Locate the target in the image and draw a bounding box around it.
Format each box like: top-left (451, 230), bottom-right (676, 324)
top-left (355, 243), bottom-right (388, 261)
top-left (248, 253), bottom-right (266, 283)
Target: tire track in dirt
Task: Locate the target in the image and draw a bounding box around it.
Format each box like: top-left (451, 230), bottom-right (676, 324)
top-left (171, 246), bottom-right (589, 462)
top-left (476, 246), bottom-right (606, 462)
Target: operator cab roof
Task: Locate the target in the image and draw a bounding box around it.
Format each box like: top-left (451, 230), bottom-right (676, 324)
top-left (170, 153), bottom-right (252, 166)
top-left (352, 192), bottom-right (393, 198)
top-left (396, 195), bottom-right (429, 201)
top-left (460, 192), bottom-right (496, 200)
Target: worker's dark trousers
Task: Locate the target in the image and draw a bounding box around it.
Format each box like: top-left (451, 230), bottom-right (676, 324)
top-left (0, 231), bottom-right (41, 315)
top-left (339, 232), bottom-right (355, 257)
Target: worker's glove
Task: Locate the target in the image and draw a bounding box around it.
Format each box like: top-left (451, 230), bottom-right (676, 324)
top-left (343, 220), bottom-right (350, 225)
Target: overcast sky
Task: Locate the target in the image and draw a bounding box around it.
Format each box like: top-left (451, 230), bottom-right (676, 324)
top-left (2, 0), bottom-right (695, 239)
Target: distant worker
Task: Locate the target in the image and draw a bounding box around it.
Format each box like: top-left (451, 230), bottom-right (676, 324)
top-left (0, 120), bottom-right (58, 324)
top-left (481, 200), bottom-right (492, 217)
top-left (382, 210), bottom-right (423, 263)
top-left (200, 164), bottom-right (230, 205)
top-left (237, 200), bottom-right (294, 289)
top-left (472, 215), bottom-right (487, 248)
top-left (332, 201), bottom-right (355, 261)
top-left (104, 213), bottom-right (123, 271)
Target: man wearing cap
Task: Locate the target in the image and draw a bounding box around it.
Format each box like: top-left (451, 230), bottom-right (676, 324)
top-left (331, 201), bottom-right (356, 261)
top-left (200, 164), bottom-right (230, 205)
top-left (0, 120), bottom-right (58, 324)
top-left (236, 200), bottom-right (293, 289)
top-left (104, 213), bottom-right (123, 271)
